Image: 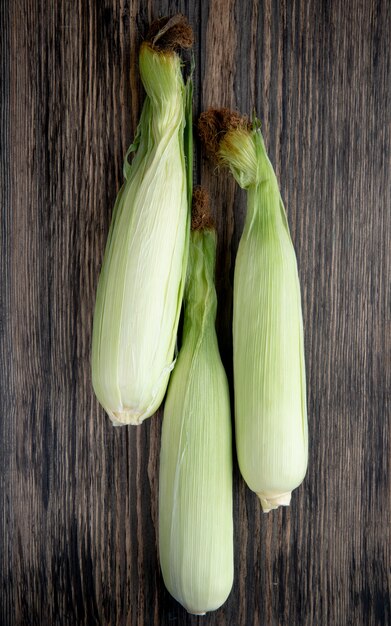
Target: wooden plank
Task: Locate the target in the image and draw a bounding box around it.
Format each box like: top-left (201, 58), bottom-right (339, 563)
top-left (1, 0), bottom-right (390, 624)
top-left (0, 1), bottom-right (13, 620)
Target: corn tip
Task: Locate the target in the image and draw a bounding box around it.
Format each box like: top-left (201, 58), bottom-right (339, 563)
top-left (108, 409), bottom-right (147, 427)
top-left (188, 611), bottom-right (207, 616)
top-left (257, 491), bottom-right (292, 513)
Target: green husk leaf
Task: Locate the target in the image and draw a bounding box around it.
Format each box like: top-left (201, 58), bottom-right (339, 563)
top-left (91, 17), bottom-right (193, 426)
top-left (159, 215), bottom-right (233, 613)
top-left (199, 108), bottom-right (308, 512)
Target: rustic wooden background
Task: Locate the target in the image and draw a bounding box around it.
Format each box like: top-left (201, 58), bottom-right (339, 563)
top-left (1, 0), bottom-right (390, 624)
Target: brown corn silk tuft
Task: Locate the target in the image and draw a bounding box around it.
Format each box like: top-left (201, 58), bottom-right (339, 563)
top-left (191, 186), bottom-right (215, 231)
top-left (198, 108), bottom-right (250, 161)
top-left (146, 14), bottom-right (194, 52)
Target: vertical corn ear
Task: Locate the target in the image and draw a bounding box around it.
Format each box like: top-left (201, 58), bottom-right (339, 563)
top-left (159, 216), bottom-right (233, 614)
top-left (199, 110), bottom-right (308, 512)
top-left (91, 17), bottom-right (193, 426)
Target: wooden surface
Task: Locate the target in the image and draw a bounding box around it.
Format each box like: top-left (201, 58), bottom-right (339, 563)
top-left (1, 0), bottom-right (390, 624)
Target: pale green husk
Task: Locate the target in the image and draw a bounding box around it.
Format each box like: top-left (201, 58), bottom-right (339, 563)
top-left (219, 122), bottom-right (308, 512)
top-left (159, 228), bottom-right (233, 614)
top-left (91, 42), bottom-right (192, 426)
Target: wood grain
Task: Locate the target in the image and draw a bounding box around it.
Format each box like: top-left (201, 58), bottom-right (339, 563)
top-left (1, 0), bottom-right (390, 624)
